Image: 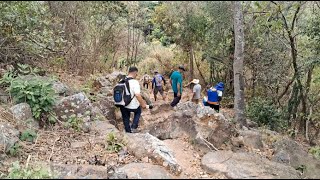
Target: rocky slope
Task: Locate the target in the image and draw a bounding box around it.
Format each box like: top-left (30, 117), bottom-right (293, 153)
top-left (0, 71), bottom-right (320, 179)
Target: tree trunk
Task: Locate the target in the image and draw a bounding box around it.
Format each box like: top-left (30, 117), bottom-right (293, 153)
top-left (233, 1), bottom-right (247, 128)
top-left (194, 51), bottom-right (207, 86)
top-left (189, 46), bottom-right (194, 82)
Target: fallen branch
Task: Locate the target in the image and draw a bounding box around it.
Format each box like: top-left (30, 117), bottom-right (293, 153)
top-left (199, 136), bottom-right (218, 151)
top-left (48, 137), bottom-right (60, 162)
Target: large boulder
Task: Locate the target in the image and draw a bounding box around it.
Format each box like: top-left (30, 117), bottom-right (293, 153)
top-left (93, 71), bottom-right (126, 93)
top-left (52, 164), bottom-right (109, 179)
top-left (125, 133), bottom-right (182, 175)
top-left (117, 163), bottom-right (173, 179)
top-left (146, 102), bottom-right (236, 150)
top-left (272, 138), bottom-right (320, 178)
top-left (52, 81), bottom-right (73, 96)
top-left (10, 103), bottom-right (39, 129)
top-left (0, 123), bottom-right (20, 153)
top-left (238, 129), bottom-right (264, 149)
top-left (19, 75), bottom-right (72, 96)
top-left (53, 92), bottom-right (92, 122)
top-left (92, 95), bottom-right (116, 123)
top-left (201, 150), bottom-right (300, 179)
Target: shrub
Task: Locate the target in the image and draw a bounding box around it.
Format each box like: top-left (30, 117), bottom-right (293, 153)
top-left (6, 161), bottom-right (55, 179)
top-left (20, 129), bottom-right (37, 142)
top-left (309, 146), bottom-right (320, 159)
top-left (64, 114), bottom-right (83, 132)
top-left (8, 143), bottom-right (21, 156)
top-left (246, 97), bottom-right (286, 131)
top-left (8, 76), bottom-right (57, 121)
top-left (105, 132), bottom-right (126, 153)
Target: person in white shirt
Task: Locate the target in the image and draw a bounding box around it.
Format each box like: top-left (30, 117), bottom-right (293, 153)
top-left (190, 79), bottom-right (201, 104)
top-left (120, 67), bottom-right (149, 133)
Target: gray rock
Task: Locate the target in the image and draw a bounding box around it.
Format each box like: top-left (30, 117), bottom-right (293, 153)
top-left (93, 95), bottom-right (116, 122)
top-left (108, 170), bottom-right (128, 179)
top-left (53, 92), bottom-right (92, 122)
top-left (201, 150), bottom-right (300, 179)
top-left (272, 138), bottom-right (320, 178)
top-left (10, 103), bottom-right (39, 129)
top-left (0, 88), bottom-right (10, 104)
top-left (0, 123), bottom-right (20, 153)
top-left (239, 129), bottom-right (264, 149)
top-left (125, 133), bottom-right (182, 175)
top-left (52, 164), bottom-right (109, 179)
top-left (90, 120), bottom-right (119, 136)
top-left (19, 75), bottom-right (72, 96)
top-left (52, 81), bottom-right (73, 96)
top-left (118, 163), bottom-right (173, 179)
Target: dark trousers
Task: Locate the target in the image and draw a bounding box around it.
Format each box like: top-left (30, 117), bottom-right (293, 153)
top-left (170, 92), bottom-right (181, 107)
top-left (143, 82), bottom-right (149, 89)
top-left (205, 102), bottom-right (220, 112)
top-left (120, 106), bottom-right (141, 133)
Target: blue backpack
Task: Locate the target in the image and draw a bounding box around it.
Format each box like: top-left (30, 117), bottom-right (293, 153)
top-left (113, 77), bottom-right (135, 107)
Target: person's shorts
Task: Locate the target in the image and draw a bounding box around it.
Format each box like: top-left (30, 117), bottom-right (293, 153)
top-left (153, 86), bottom-right (164, 95)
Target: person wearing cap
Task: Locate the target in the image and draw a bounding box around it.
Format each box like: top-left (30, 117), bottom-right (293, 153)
top-left (205, 82), bottom-right (224, 112)
top-left (169, 65), bottom-right (186, 107)
top-left (190, 79), bottom-right (201, 104)
top-left (151, 70), bottom-right (166, 101)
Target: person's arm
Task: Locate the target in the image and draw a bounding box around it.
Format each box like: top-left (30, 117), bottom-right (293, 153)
top-left (136, 94), bottom-right (146, 108)
top-left (218, 90), bottom-right (223, 102)
top-left (177, 75), bottom-right (183, 96)
top-left (132, 80), bottom-right (146, 108)
top-left (162, 76), bottom-right (166, 86)
top-left (151, 77), bottom-right (155, 89)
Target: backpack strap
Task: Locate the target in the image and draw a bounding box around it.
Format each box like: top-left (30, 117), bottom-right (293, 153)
top-left (124, 77), bottom-right (135, 104)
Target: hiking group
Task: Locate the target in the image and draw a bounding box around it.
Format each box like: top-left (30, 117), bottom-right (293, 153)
top-left (113, 65), bottom-right (224, 133)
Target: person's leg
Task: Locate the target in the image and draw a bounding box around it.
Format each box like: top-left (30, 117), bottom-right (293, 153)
top-left (213, 105), bottom-right (219, 112)
top-left (170, 92), bottom-right (177, 107)
top-left (154, 87), bottom-right (158, 101)
top-left (131, 106), bottom-right (142, 130)
top-left (170, 92), bottom-right (181, 107)
top-left (120, 106), bottom-right (131, 133)
top-left (159, 86), bottom-right (166, 100)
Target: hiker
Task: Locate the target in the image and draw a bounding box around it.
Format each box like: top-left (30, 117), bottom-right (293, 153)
top-left (169, 65), bottom-right (186, 107)
top-left (152, 70), bottom-right (167, 101)
top-left (116, 67), bottom-right (152, 133)
top-left (141, 72), bottom-right (151, 89)
top-left (203, 82), bottom-right (224, 112)
top-left (190, 79), bottom-right (201, 104)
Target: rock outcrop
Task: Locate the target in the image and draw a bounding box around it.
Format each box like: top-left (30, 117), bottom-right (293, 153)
top-left (201, 150), bottom-right (300, 179)
top-left (125, 133), bottom-right (182, 175)
top-left (10, 103), bottom-right (39, 129)
top-left (53, 92), bottom-right (92, 122)
top-left (117, 163), bottom-right (173, 179)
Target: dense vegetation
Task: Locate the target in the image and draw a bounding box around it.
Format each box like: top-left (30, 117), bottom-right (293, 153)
top-left (1, 1), bottom-right (320, 144)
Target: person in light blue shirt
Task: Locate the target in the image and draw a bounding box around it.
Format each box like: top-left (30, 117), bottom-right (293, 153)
top-left (169, 65), bottom-right (186, 107)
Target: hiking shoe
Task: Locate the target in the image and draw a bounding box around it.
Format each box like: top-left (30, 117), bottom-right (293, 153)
top-left (131, 128), bottom-right (139, 133)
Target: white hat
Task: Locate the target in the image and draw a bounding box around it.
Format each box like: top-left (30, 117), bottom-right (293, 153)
top-left (191, 79), bottom-right (199, 84)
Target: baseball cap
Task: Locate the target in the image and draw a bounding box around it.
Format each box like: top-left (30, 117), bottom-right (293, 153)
top-left (178, 65), bottom-right (186, 71)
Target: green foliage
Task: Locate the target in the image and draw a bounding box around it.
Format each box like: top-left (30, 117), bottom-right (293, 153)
top-left (64, 115), bottom-right (83, 132)
top-left (0, 70), bottom-right (16, 87)
top-left (105, 132), bottom-right (126, 153)
top-left (8, 76), bottom-right (56, 120)
top-left (309, 146), bottom-right (320, 160)
top-left (17, 63), bottom-right (40, 76)
top-left (8, 143), bottom-right (21, 157)
top-left (6, 161), bottom-right (55, 179)
top-left (20, 129), bottom-right (37, 142)
top-left (246, 97), bottom-right (286, 131)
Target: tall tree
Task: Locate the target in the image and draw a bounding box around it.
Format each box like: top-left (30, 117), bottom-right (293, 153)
top-left (233, 1), bottom-right (247, 128)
